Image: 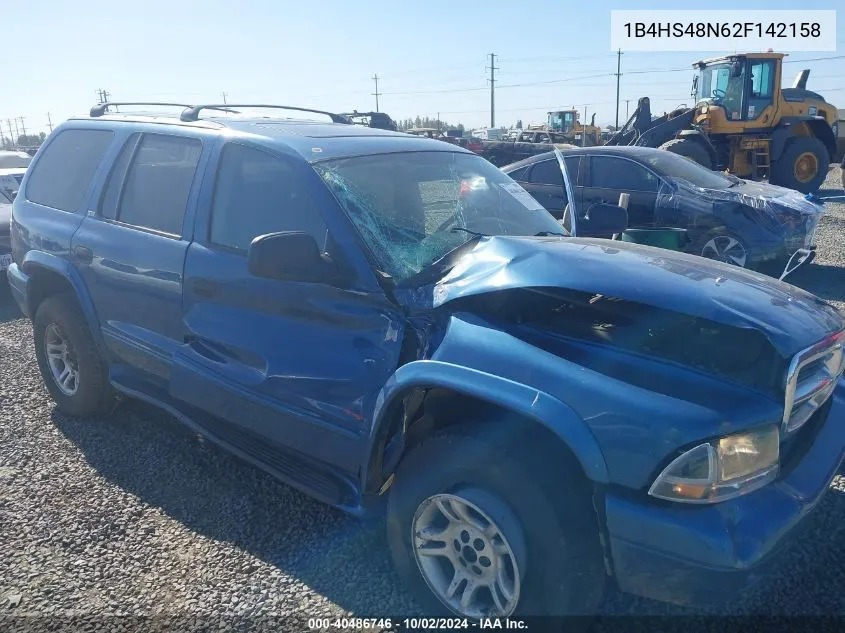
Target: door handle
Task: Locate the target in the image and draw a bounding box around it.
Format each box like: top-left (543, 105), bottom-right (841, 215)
top-left (191, 279), bottom-right (218, 298)
top-left (72, 245), bottom-right (94, 264)
top-left (187, 339), bottom-right (226, 363)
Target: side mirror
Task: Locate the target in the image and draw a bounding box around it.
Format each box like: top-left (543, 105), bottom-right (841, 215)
top-left (584, 203), bottom-right (629, 235)
top-left (731, 60), bottom-right (743, 78)
top-left (247, 231), bottom-right (338, 284)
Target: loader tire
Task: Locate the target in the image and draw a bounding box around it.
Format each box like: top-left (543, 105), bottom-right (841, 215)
top-left (770, 136), bottom-right (829, 194)
top-left (659, 138), bottom-right (714, 170)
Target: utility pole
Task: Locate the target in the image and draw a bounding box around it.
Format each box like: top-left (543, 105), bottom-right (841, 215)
top-left (221, 92), bottom-right (228, 104)
top-left (97, 89), bottom-right (114, 110)
top-left (487, 53), bottom-right (498, 128)
top-left (18, 117), bottom-right (26, 138)
top-left (437, 112), bottom-right (441, 133)
top-left (614, 49), bottom-right (623, 129)
top-left (6, 119), bottom-right (14, 144)
top-left (13, 118), bottom-right (19, 139)
top-left (47, 113), bottom-right (53, 133)
top-left (371, 74), bottom-right (381, 113)
top-left (583, 106), bottom-right (588, 147)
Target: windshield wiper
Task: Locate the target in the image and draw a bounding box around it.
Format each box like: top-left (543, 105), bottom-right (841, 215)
top-left (450, 227), bottom-right (488, 237)
top-left (534, 230), bottom-right (567, 236)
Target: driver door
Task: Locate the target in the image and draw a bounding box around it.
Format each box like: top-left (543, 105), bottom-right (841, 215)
top-left (745, 59), bottom-right (777, 123)
top-left (172, 141), bottom-right (405, 476)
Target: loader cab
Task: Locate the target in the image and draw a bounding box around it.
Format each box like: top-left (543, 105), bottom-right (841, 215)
top-left (693, 54), bottom-right (781, 124)
top-left (548, 110), bottom-right (577, 133)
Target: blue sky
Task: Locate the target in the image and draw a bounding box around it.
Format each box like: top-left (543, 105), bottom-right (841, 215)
top-left (4, 0), bottom-right (843, 136)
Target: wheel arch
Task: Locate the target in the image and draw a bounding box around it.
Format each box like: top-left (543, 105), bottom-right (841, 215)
top-left (21, 251), bottom-right (107, 357)
top-left (362, 361), bottom-right (610, 496)
top-left (771, 117), bottom-right (836, 161)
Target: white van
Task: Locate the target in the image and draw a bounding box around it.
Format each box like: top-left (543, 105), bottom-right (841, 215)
top-left (0, 150), bottom-right (32, 169)
top-left (471, 128), bottom-right (501, 141)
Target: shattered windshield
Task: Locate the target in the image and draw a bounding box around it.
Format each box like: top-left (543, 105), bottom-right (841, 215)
top-left (315, 151), bottom-right (565, 283)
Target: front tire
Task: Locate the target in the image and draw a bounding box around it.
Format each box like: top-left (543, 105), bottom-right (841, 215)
top-left (770, 136), bottom-right (830, 193)
top-left (694, 228), bottom-right (754, 270)
top-left (33, 293), bottom-right (114, 416)
top-left (386, 429), bottom-right (605, 618)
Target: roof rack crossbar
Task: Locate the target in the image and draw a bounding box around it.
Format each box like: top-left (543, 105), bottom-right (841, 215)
top-left (90, 102), bottom-right (199, 117)
top-left (179, 104), bottom-right (351, 124)
top-left (89, 102), bottom-right (242, 118)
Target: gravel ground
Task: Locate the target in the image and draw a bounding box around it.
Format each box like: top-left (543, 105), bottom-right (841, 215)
top-left (1, 168), bottom-right (845, 631)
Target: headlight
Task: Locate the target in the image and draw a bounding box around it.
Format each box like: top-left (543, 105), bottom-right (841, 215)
top-left (648, 425), bottom-right (779, 504)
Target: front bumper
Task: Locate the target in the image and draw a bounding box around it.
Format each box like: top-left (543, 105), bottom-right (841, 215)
top-left (605, 380), bottom-right (845, 606)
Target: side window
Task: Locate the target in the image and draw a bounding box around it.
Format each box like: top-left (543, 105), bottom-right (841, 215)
top-left (506, 166), bottom-right (530, 181)
top-left (528, 160), bottom-right (563, 187)
top-left (750, 60), bottom-right (774, 98)
top-left (537, 133), bottom-right (551, 143)
top-left (590, 156), bottom-right (659, 192)
top-left (748, 60), bottom-right (775, 120)
top-left (210, 143), bottom-right (328, 252)
top-left (564, 156), bottom-right (581, 184)
top-left (117, 134), bottom-right (202, 235)
top-left (25, 129), bottom-right (114, 212)
top-left (99, 133), bottom-right (141, 220)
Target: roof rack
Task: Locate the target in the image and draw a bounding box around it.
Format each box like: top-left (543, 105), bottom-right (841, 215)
top-left (179, 104), bottom-right (351, 124)
top-left (89, 102), bottom-right (240, 118)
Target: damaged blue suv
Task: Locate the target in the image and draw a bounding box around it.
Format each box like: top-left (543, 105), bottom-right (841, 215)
top-left (7, 103), bottom-right (845, 618)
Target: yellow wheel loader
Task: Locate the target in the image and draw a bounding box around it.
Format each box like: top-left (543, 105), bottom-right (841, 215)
top-left (605, 53), bottom-right (839, 193)
top-left (544, 109), bottom-right (602, 146)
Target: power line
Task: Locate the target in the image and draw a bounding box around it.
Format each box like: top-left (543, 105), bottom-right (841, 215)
top-left (784, 55), bottom-right (845, 64)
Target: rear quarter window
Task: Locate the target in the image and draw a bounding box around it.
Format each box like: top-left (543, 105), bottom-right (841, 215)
top-left (25, 129), bottom-right (114, 212)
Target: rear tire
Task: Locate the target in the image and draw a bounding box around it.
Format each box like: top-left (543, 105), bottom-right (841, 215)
top-left (33, 293), bottom-right (115, 417)
top-left (770, 136), bottom-right (829, 193)
top-left (386, 428), bottom-right (605, 618)
top-left (659, 137), bottom-right (714, 169)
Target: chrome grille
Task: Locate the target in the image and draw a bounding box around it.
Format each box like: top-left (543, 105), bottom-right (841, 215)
top-left (783, 331), bottom-right (845, 434)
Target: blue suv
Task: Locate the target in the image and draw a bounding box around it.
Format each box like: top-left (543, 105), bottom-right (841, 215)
top-left (7, 103), bottom-right (845, 619)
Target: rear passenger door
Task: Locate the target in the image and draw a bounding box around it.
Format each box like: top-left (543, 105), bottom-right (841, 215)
top-left (582, 155), bottom-right (660, 228)
top-left (71, 131), bottom-right (207, 388)
top-left (510, 157), bottom-right (581, 221)
top-left (521, 159), bottom-right (566, 218)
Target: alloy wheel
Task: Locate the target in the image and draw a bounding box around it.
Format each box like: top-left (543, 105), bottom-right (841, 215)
top-left (701, 235), bottom-right (747, 267)
top-left (412, 491), bottom-right (525, 618)
top-left (44, 323), bottom-right (80, 396)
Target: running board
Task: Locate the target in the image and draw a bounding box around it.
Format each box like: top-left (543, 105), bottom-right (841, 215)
top-left (110, 375), bottom-right (364, 514)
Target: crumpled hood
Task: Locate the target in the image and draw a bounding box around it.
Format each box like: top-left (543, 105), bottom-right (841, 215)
top-left (674, 177), bottom-right (825, 216)
top-left (398, 236), bottom-right (843, 358)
